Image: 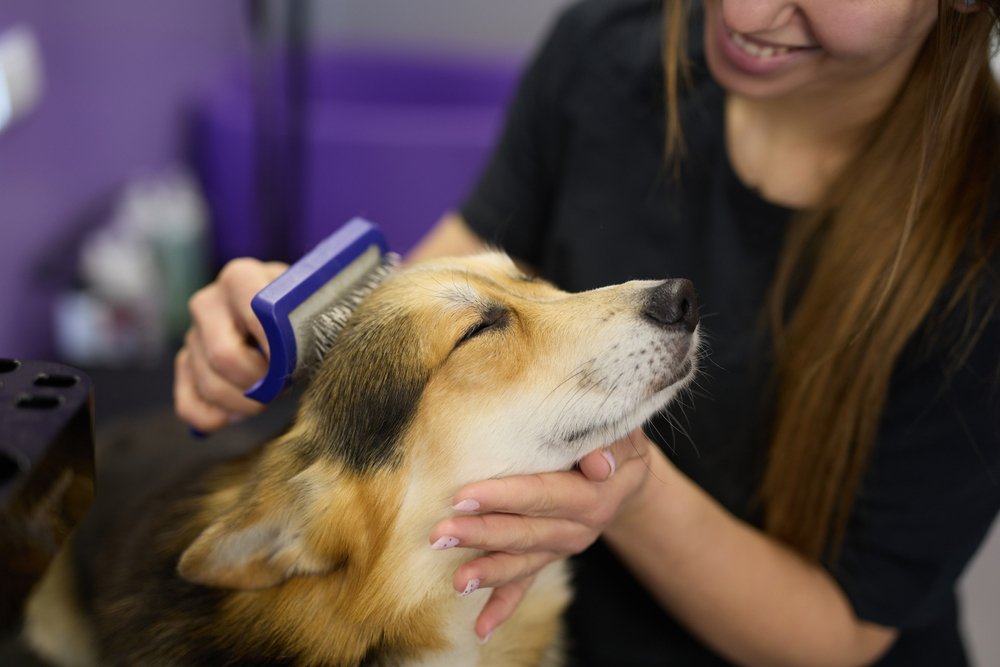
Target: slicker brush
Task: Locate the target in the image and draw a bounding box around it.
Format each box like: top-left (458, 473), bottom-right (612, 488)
top-left (244, 218), bottom-right (399, 403)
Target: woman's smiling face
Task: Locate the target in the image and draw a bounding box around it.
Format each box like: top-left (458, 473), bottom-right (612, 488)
top-left (703, 0), bottom-right (941, 100)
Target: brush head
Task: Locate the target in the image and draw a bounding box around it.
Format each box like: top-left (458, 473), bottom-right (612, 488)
top-left (297, 252), bottom-right (399, 381)
top-left (245, 219), bottom-right (395, 404)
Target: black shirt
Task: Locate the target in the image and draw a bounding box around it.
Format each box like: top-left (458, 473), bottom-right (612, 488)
top-left (460, 1), bottom-right (1000, 665)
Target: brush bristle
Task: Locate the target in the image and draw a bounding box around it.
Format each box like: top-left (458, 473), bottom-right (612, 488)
top-left (296, 252), bottom-right (401, 382)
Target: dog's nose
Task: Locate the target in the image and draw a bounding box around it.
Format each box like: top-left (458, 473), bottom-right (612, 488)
top-left (644, 279), bottom-right (698, 333)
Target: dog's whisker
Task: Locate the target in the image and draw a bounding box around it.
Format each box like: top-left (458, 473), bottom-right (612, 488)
top-left (686, 384), bottom-right (715, 402)
top-left (660, 406), bottom-right (698, 458)
top-left (628, 430), bottom-right (668, 483)
top-left (594, 370), bottom-right (628, 414)
top-left (550, 365), bottom-right (603, 412)
top-left (536, 360), bottom-right (596, 409)
top-left (557, 370), bottom-right (608, 421)
top-left (531, 374), bottom-right (591, 426)
top-left (655, 414), bottom-right (683, 457)
top-left (647, 421), bottom-right (680, 459)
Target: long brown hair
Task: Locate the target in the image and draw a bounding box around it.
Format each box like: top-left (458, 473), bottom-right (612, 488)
top-left (664, 0), bottom-right (1000, 561)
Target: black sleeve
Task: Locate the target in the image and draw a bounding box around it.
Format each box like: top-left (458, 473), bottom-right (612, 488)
top-left (460, 1), bottom-right (593, 266)
top-left (833, 313), bottom-right (1000, 629)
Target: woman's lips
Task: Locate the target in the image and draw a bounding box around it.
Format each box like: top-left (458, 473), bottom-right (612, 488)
top-left (715, 11), bottom-right (820, 75)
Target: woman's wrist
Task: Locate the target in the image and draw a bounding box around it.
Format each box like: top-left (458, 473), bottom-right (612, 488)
top-left (607, 441), bottom-right (694, 538)
top-left (601, 439), bottom-right (898, 667)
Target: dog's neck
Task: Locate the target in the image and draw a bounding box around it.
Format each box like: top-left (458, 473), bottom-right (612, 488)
top-left (181, 397), bottom-right (574, 667)
top-left (182, 429), bottom-right (493, 666)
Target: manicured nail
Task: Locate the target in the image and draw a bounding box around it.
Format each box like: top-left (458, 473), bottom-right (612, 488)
top-left (478, 630), bottom-right (494, 644)
top-left (452, 499), bottom-right (480, 512)
top-left (430, 536), bottom-right (460, 550)
top-left (601, 449), bottom-right (616, 478)
top-left (459, 578), bottom-right (481, 596)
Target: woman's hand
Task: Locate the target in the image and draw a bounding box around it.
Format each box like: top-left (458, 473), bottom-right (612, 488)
top-left (429, 429), bottom-right (655, 642)
top-left (174, 258), bottom-right (289, 432)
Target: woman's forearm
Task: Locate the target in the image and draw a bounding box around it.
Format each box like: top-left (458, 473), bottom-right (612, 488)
top-left (603, 445), bottom-right (897, 667)
top-left (405, 213), bottom-right (489, 263)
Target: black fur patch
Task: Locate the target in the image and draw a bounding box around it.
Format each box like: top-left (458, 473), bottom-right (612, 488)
top-left (299, 304), bottom-right (428, 473)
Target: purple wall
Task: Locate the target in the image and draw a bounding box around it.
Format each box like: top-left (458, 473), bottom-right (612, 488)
top-left (0, 1), bottom-right (248, 359)
top-left (197, 52), bottom-right (518, 265)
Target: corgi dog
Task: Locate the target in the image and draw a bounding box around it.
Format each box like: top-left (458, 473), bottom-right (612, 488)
top-left (23, 252), bottom-right (700, 667)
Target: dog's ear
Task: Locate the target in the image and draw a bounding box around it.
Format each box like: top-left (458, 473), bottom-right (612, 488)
top-left (177, 511), bottom-right (331, 590)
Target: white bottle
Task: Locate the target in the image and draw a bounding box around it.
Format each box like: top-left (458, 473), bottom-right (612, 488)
top-left (0, 25), bottom-right (43, 134)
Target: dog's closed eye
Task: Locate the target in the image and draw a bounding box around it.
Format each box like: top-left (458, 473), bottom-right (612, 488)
top-left (456, 305), bottom-right (509, 347)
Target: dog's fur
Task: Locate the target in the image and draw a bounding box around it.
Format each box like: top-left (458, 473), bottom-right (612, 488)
top-left (23, 253), bottom-right (699, 667)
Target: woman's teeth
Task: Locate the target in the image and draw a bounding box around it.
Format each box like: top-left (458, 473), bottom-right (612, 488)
top-left (730, 31), bottom-right (792, 58)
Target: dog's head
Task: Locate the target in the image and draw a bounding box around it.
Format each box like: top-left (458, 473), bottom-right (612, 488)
top-left (177, 252), bottom-right (699, 591)
top-left (316, 251), bottom-right (700, 480)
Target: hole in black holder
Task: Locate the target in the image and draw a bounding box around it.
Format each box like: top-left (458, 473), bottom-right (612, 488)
top-left (34, 373), bottom-right (79, 388)
top-left (0, 358), bottom-right (20, 374)
top-left (16, 394), bottom-right (64, 410)
top-left (0, 449), bottom-right (23, 485)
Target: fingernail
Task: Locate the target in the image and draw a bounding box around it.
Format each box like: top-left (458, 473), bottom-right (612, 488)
top-left (452, 498), bottom-right (480, 512)
top-left (227, 412), bottom-right (246, 425)
top-left (458, 578), bottom-right (481, 597)
top-left (430, 536), bottom-right (460, 550)
top-left (602, 448), bottom-right (616, 478)
top-left (478, 630), bottom-right (494, 644)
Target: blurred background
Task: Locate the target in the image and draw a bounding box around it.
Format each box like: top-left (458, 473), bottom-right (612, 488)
top-left (0, 1), bottom-right (996, 664)
top-left (0, 0), bottom-right (575, 369)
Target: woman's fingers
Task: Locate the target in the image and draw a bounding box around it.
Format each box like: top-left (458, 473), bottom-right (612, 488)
top-left (174, 348), bottom-right (231, 431)
top-left (432, 430), bottom-right (656, 641)
top-left (188, 285), bottom-right (269, 389)
top-left (458, 472), bottom-right (600, 521)
top-left (578, 428), bottom-right (652, 481)
top-left (184, 325), bottom-right (265, 410)
top-left (432, 513), bottom-right (595, 557)
top-left (449, 453), bottom-right (648, 524)
top-left (475, 577), bottom-right (536, 642)
top-left (187, 324), bottom-right (268, 400)
top-left (175, 258), bottom-right (289, 431)
top-left (453, 551), bottom-right (557, 597)
top-left (215, 258), bottom-right (288, 359)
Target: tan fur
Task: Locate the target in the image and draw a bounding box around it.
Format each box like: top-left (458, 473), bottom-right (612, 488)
top-left (23, 252), bottom-right (699, 667)
top-left (22, 543), bottom-right (97, 667)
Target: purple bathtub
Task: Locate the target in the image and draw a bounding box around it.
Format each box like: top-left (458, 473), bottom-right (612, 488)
top-left (194, 51), bottom-right (521, 265)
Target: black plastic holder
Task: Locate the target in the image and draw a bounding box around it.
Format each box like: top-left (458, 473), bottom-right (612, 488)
top-left (0, 358), bottom-right (95, 631)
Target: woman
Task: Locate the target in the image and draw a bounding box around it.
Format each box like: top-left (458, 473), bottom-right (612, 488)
top-left (176, 1), bottom-right (1000, 664)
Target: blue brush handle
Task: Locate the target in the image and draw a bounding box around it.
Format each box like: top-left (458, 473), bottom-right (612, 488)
top-left (244, 218), bottom-right (389, 404)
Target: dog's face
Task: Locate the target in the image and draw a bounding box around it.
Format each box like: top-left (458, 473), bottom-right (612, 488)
top-left (296, 251), bottom-right (700, 482)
